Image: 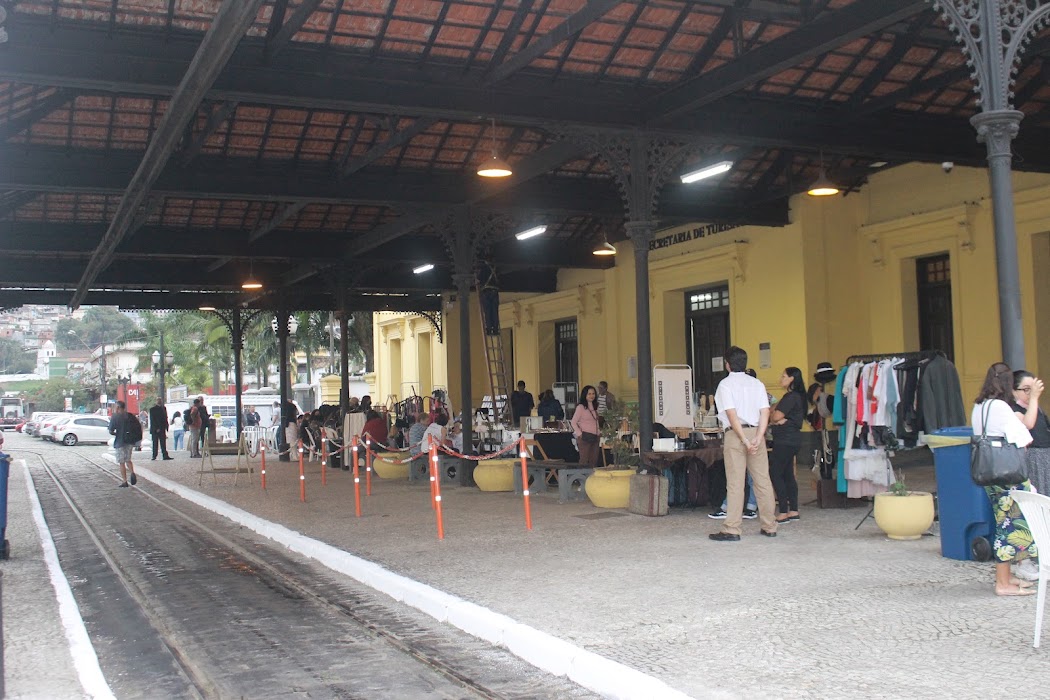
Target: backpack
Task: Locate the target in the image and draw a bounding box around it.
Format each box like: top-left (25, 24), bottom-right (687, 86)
top-left (125, 415), bottom-right (143, 443)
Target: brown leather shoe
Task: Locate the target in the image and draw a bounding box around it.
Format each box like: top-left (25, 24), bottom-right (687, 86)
top-left (709, 532), bottom-right (741, 542)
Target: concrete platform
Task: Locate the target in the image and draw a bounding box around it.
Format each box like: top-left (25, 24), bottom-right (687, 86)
top-left (11, 434), bottom-right (1050, 699)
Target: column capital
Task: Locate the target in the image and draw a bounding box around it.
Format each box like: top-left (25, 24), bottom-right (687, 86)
top-left (971, 110), bottom-right (1024, 159)
top-left (626, 221), bottom-right (656, 253)
top-left (452, 272), bottom-right (474, 290)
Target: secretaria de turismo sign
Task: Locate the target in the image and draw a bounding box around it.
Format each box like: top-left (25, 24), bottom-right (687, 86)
top-left (649, 222), bottom-right (739, 251)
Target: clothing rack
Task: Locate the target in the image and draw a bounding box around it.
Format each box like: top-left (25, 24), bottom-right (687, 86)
top-left (844, 350), bottom-right (944, 366)
top-left (842, 350), bottom-right (942, 532)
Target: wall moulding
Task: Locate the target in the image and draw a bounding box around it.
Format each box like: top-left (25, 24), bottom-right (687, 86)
top-left (649, 238), bottom-right (751, 284)
top-left (860, 202), bottom-right (983, 267)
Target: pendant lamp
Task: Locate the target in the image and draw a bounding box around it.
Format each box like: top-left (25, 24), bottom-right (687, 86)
top-left (477, 118), bottom-right (513, 178)
top-left (807, 151), bottom-right (840, 197)
top-left (593, 240), bottom-right (617, 256)
top-left (241, 259), bottom-right (263, 290)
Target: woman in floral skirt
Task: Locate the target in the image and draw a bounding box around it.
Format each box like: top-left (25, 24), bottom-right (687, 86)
top-left (972, 362), bottom-right (1038, 597)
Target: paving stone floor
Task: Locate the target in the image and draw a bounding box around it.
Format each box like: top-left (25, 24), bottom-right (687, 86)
top-left (12, 434), bottom-right (1050, 700)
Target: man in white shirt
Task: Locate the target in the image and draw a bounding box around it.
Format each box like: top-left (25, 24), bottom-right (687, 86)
top-left (711, 346), bottom-right (778, 541)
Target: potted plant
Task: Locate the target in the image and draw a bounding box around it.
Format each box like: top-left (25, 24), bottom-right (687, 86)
top-left (584, 403), bottom-right (639, 508)
top-left (873, 471), bottom-right (935, 540)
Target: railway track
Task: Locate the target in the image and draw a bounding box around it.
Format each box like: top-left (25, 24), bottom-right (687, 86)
top-left (22, 444), bottom-right (595, 700)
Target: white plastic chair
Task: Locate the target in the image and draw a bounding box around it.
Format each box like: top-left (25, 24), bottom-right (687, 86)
top-left (1009, 489), bottom-right (1050, 648)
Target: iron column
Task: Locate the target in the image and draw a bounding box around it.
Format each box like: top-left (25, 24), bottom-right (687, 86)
top-left (627, 222), bottom-right (656, 455)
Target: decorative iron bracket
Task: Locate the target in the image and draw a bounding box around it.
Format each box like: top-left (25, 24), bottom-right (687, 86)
top-left (561, 130), bottom-right (692, 222)
top-left (929, 0), bottom-right (1050, 112)
top-left (209, 308), bottom-right (268, 350)
top-left (414, 310), bottom-right (444, 344)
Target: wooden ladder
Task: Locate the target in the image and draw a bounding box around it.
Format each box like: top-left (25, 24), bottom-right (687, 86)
top-left (478, 288), bottom-right (511, 424)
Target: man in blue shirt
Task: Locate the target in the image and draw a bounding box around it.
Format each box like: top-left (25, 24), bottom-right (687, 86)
top-left (108, 401), bottom-right (141, 488)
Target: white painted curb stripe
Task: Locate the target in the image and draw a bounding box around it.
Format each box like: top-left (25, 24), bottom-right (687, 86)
top-left (134, 465), bottom-right (699, 700)
top-left (22, 460), bottom-right (117, 700)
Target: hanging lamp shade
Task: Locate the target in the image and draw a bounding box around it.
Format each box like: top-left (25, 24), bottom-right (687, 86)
top-left (476, 117), bottom-right (513, 178)
top-left (593, 241), bottom-right (617, 256)
top-left (477, 155), bottom-right (513, 178)
top-left (241, 259), bottom-right (263, 289)
top-left (806, 169), bottom-right (840, 197)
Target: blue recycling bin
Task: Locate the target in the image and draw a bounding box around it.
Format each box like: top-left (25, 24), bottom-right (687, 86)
top-left (929, 427), bottom-right (995, 561)
top-left (0, 452), bottom-right (9, 559)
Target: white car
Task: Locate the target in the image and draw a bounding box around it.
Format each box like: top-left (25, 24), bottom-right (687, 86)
top-left (38, 413), bottom-right (76, 441)
top-left (55, 415), bottom-right (113, 446)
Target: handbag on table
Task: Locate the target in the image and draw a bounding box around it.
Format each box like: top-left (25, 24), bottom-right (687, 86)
top-left (970, 402), bottom-right (1028, 487)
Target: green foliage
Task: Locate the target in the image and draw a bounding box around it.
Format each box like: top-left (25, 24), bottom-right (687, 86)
top-left (889, 470), bottom-right (909, 497)
top-left (601, 401), bottom-right (640, 469)
top-left (29, 377), bottom-right (93, 412)
top-left (56, 307), bottom-right (137, 350)
top-left (0, 338), bottom-right (35, 374)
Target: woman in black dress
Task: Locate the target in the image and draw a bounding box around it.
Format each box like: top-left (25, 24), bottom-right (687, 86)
top-left (769, 367), bottom-right (807, 524)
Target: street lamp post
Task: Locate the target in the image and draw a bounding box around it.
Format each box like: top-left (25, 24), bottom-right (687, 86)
top-left (150, 332), bottom-right (174, 405)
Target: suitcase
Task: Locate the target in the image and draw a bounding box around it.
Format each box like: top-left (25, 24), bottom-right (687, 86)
top-left (628, 474), bottom-right (669, 517)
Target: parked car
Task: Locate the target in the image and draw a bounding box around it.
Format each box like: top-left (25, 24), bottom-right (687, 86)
top-left (39, 413), bottom-right (76, 442)
top-left (26, 412), bottom-right (60, 437)
top-left (55, 416), bottom-right (113, 446)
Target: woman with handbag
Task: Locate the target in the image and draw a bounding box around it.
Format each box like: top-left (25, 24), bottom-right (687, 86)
top-left (972, 362), bottom-right (1037, 597)
top-left (571, 385), bottom-right (602, 467)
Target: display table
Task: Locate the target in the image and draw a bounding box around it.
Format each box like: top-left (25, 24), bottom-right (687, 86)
top-left (531, 431), bottom-right (579, 462)
top-left (641, 446), bottom-right (725, 508)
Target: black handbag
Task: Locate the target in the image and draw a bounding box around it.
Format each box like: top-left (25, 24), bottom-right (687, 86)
top-left (970, 401), bottom-right (1028, 487)
top-left (579, 432), bottom-right (599, 445)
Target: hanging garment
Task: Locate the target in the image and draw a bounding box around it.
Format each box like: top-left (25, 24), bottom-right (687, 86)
top-left (918, 354), bottom-right (966, 433)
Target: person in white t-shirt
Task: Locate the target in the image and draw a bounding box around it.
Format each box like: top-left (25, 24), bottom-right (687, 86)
top-left (710, 346), bottom-right (777, 541)
top-left (422, 413), bottom-right (450, 451)
top-left (972, 362), bottom-right (1037, 597)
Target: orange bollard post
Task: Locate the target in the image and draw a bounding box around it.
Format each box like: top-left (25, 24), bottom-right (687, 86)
top-left (428, 437), bottom-right (437, 509)
top-left (519, 437), bottom-right (533, 531)
top-left (298, 439), bottom-right (306, 502)
top-left (260, 441), bottom-right (267, 490)
top-left (429, 443), bottom-right (445, 540)
top-left (352, 436), bottom-right (362, 517)
top-left (320, 433), bottom-right (328, 486)
top-left (364, 438), bottom-right (373, 496)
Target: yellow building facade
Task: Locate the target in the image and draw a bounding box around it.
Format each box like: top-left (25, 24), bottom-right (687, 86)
top-left (376, 163), bottom-right (1050, 415)
top-left (371, 312), bottom-right (448, 407)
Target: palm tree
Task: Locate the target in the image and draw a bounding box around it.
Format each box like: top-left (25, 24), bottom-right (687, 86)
top-left (293, 311), bottom-right (331, 384)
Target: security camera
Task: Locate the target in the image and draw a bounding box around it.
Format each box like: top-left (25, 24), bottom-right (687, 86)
top-left (941, 161), bottom-right (954, 173)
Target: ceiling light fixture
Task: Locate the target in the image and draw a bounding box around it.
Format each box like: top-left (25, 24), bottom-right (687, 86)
top-left (413, 263), bottom-right (435, 274)
top-left (869, 161), bottom-right (888, 169)
top-left (514, 225), bottom-right (547, 241)
top-left (476, 117), bottom-right (513, 178)
top-left (199, 305), bottom-right (217, 312)
top-left (241, 259), bottom-right (263, 290)
top-left (680, 160), bottom-right (734, 184)
top-left (593, 241), bottom-right (617, 256)
top-left (807, 151), bottom-right (840, 197)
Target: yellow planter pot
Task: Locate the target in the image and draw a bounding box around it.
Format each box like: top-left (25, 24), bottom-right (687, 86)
top-left (585, 468), bottom-right (635, 509)
top-left (474, 459), bottom-right (516, 492)
top-left (372, 456), bottom-right (409, 480)
top-left (873, 491), bottom-right (935, 540)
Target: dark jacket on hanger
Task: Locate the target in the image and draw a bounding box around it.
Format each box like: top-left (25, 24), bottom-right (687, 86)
top-left (918, 354), bottom-right (966, 432)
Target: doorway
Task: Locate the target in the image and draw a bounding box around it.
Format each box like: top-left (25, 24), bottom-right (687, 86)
top-left (916, 254), bottom-right (955, 361)
top-left (686, 285), bottom-right (730, 397)
top-left (555, 319), bottom-right (578, 386)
